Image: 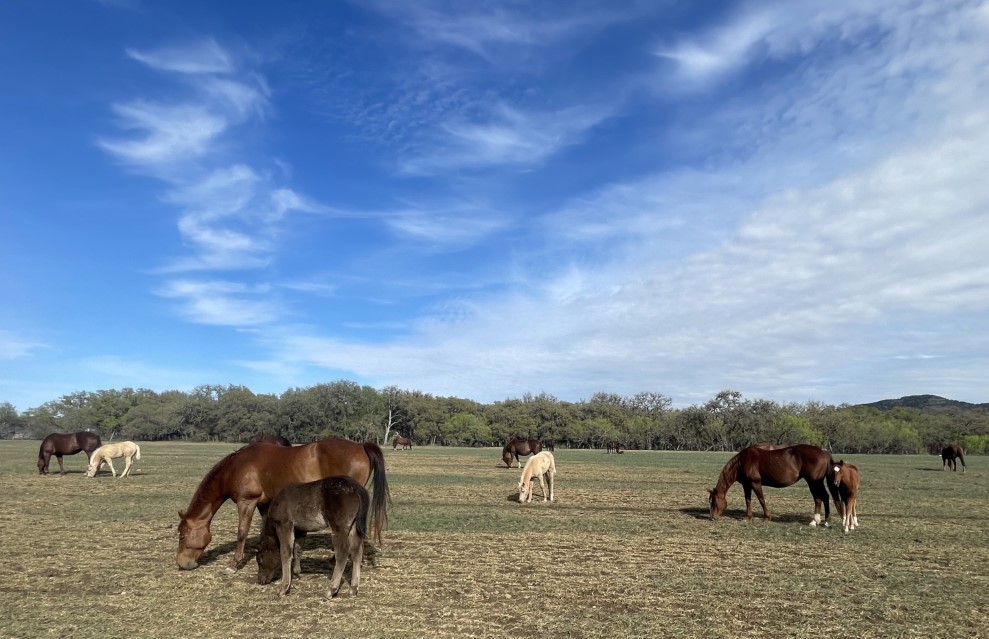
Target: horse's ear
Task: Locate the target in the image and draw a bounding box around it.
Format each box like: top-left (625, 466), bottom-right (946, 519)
top-left (178, 510), bottom-right (186, 519)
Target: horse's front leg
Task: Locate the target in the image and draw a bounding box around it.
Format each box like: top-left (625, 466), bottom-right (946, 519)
top-left (227, 498), bottom-right (260, 573)
top-left (108, 459), bottom-right (117, 477)
top-left (537, 474), bottom-right (547, 501)
top-left (809, 482), bottom-right (829, 527)
top-left (742, 484), bottom-right (754, 520)
top-left (121, 456), bottom-right (132, 477)
top-left (278, 527), bottom-right (295, 596)
top-left (751, 483), bottom-right (771, 520)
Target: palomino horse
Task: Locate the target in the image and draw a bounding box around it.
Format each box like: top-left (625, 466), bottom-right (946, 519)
top-left (606, 441), bottom-right (624, 454)
top-left (831, 460), bottom-right (861, 533)
top-left (248, 433), bottom-right (291, 446)
top-left (708, 444), bottom-right (835, 526)
top-left (176, 438), bottom-right (389, 572)
top-left (502, 437), bottom-right (542, 468)
top-left (392, 436), bottom-right (413, 450)
top-left (941, 444), bottom-right (966, 472)
top-left (517, 451), bottom-right (556, 503)
top-left (256, 475), bottom-right (369, 598)
top-left (86, 441), bottom-right (141, 478)
top-left (37, 431), bottom-right (102, 475)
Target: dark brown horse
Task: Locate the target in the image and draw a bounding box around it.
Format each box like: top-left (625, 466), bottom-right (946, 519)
top-left (941, 444), bottom-right (966, 472)
top-left (392, 435), bottom-right (413, 450)
top-left (606, 441), bottom-right (624, 454)
top-left (37, 431), bottom-right (102, 474)
top-left (176, 437), bottom-right (389, 572)
top-left (708, 444), bottom-right (835, 526)
top-left (543, 439), bottom-right (555, 452)
top-left (502, 437), bottom-right (542, 468)
top-left (248, 433), bottom-right (291, 446)
top-left (256, 475), bottom-right (369, 598)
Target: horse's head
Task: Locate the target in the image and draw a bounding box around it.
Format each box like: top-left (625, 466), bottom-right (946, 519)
top-left (708, 489), bottom-right (726, 520)
top-left (517, 479), bottom-right (530, 503)
top-left (255, 534), bottom-right (280, 584)
top-left (176, 511), bottom-right (212, 570)
top-left (37, 456), bottom-right (45, 474)
top-left (833, 461), bottom-right (846, 486)
top-left (85, 464), bottom-right (96, 478)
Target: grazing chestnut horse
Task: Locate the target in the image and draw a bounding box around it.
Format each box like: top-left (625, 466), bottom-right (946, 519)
top-left (502, 437), bottom-right (542, 468)
top-left (256, 475), bottom-right (369, 598)
top-left (37, 431), bottom-right (102, 475)
top-left (517, 451), bottom-right (556, 503)
top-left (708, 444), bottom-right (835, 526)
top-left (831, 460), bottom-right (861, 533)
top-left (248, 433), bottom-right (291, 446)
top-left (606, 441), bottom-right (624, 454)
top-left (176, 437), bottom-right (389, 572)
top-left (941, 444), bottom-right (966, 472)
top-left (392, 435), bottom-right (413, 450)
top-left (86, 441), bottom-right (141, 478)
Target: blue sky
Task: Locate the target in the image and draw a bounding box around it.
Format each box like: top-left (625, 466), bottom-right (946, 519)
top-left (2, 0), bottom-right (988, 411)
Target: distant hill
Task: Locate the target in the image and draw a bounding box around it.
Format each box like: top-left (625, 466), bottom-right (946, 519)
top-left (861, 394), bottom-right (989, 412)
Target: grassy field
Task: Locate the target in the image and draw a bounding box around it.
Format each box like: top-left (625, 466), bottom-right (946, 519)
top-left (1, 441), bottom-right (986, 639)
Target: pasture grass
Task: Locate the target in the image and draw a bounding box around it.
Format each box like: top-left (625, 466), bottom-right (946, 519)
top-left (0, 441), bottom-right (986, 638)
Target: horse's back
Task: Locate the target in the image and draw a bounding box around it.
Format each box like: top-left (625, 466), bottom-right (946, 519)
top-left (233, 439), bottom-right (372, 502)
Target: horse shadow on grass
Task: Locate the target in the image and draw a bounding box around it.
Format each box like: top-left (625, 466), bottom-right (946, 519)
top-left (679, 507), bottom-right (828, 524)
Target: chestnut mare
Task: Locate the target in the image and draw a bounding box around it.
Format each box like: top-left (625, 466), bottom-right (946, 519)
top-left (708, 444), bottom-right (835, 526)
top-left (392, 436), bottom-right (413, 450)
top-left (248, 433), bottom-right (291, 446)
top-left (37, 431), bottom-right (102, 475)
top-left (941, 444), bottom-right (966, 472)
top-left (832, 460), bottom-right (861, 533)
top-left (256, 475), bottom-right (370, 598)
top-left (176, 438), bottom-right (389, 572)
top-left (502, 437), bottom-right (542, 468)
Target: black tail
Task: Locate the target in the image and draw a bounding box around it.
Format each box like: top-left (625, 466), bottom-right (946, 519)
top-left (353, 483), bottom-right (370, 541)
top-left (362, 442), bottom-right (391, 546)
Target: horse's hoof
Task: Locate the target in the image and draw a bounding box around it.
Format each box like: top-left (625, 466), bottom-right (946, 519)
top-left (809, 520), bottom-right (818, 527)
top-left (224, 567), bottom-right (237, 575)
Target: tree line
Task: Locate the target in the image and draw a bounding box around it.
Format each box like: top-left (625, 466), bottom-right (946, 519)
top-left (1, 384), bottom-right (987, 455)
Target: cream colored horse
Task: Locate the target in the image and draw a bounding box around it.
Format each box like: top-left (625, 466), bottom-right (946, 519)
top-left (517, 451), bottom-right (556, 503)
top-left (86, 441), bottom-right (141, 478)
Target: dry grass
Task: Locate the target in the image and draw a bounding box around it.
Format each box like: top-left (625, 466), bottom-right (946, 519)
top-left (1, 442), bottom-right (986, 639)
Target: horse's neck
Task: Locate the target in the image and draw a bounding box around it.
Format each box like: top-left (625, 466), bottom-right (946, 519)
top-left (185, 471), bottom-right (229, 523)
top-left (715, 456), bottom-right (740, 495)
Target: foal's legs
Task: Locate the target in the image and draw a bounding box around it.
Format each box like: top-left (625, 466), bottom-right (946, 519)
top-left (277, 526), bottom-right (296, 596)
top-left (326, 527), bottom-right (352, 599)
top-left (546, 472), bottom-right (555, 502)
top-left (348, 526), bottom-right (364, 597)
top-left (106, 458), bottom-right (117, 477)
top-left (536, 473), bottom-right (548, 501)
top-left (120, 454), bottom-right (133, 477)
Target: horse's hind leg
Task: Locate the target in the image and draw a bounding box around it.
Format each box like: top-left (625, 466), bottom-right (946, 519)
top-left (547, 472), bottom-right (555, 502)
top-left (326, 528), bottom-right (351, 599)
top-left (347, 526), bottom-right (364, 597)
top-left (292, 532), bottom-right (307, 577)
top-left (56, 455), bottom-right (65, 475)
top-left (120, 455), bottom-right (132, 477)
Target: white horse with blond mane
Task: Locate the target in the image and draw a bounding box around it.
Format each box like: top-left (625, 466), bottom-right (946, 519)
top-left (86, 441), bottom-right (141, 478)
top-left (517, 451), bottom-right (556, 503)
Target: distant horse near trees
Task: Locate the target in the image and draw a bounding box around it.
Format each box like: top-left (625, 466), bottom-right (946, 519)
top-left (393, 436), bottom-right (413, 450)
top-left (543, 440), bottom-right (555, 452)
top-left (86, 441), bottom-right (141, 478)
top-left (502, 437), bottom-right (542, 468)
top-left (941, 444), bottom-right (966, 472)
top-left (606, 441), bottom-right (624, 454)
top-left (249, 433), bottom-right (291, 446)
top-left (517, 451), bottom-right (556, 504)
top-left (831, 460), bottom-right (861, 533)
top-left (37, 431), bottom-right (102, 475)
top-left (256, 475), bottom-right (370, 599)
top-left (707, 444), bottom-right (836, 526)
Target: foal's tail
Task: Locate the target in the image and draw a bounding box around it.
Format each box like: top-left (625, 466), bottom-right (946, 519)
top-left (353, 483), bottom-right (371, 542)
top-left (135, 444), bottom-right (142, 460)
top-left (362, 442), bottom-right (391, 546)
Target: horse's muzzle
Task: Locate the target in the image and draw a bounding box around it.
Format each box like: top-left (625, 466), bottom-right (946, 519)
top-left (176, 556), bottom-right (200, 570)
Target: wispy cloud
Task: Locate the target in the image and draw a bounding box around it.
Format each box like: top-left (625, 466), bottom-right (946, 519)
top-left (0, 330), bottom-right (46, 360)
top-left (156, 279), bottom-right (282, 326)
top-left (400, 103), bottom-right (613, 174)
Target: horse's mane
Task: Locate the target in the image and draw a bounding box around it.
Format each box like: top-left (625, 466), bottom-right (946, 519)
top-left (714, 451), bottom-right (742, 494)
top-left (181, 449), bottom-right (239, 518)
